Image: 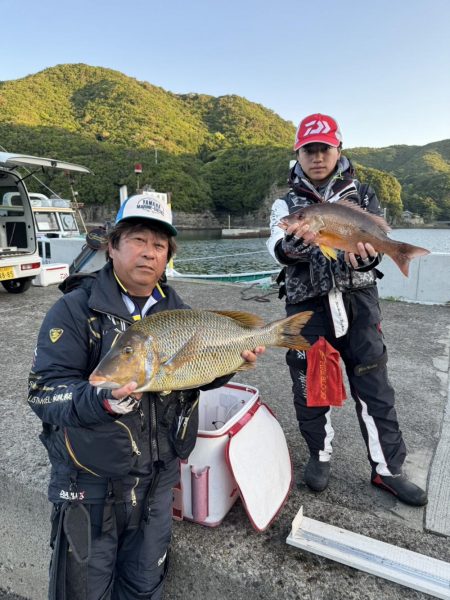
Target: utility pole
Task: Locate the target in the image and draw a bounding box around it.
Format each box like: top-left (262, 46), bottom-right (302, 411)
top-left (67, 174), bottom-right (87, 233)
top-left (134, 163), bottom-right (143, 192)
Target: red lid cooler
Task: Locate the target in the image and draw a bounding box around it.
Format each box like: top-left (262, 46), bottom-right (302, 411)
top-left (173, 382), bottom-right (292, 531)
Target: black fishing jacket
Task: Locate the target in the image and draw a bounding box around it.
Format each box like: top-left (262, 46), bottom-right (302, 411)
top-left (267, 157), bottom-right (383, 304)
top-left (28, 262), bottom-right (229, 504)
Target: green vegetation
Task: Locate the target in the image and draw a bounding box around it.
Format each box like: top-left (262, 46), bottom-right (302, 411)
top-left (354, 164), bottom-right (403, 220)
top-left (349, 141), bottom-right (450, 221)
top-left (1, 64), bottom-right (448, 221)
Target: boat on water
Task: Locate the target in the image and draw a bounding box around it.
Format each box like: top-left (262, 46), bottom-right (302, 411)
top-left (30, 195), bottom-right (87, 263)
top-left (166, 266), bottom-right (279, 284)
top-left (30, 194), bottom-right (108, 273)
top-left (31, 194), bottom-right (84, 239)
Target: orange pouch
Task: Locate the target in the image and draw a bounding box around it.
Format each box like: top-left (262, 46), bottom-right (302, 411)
top-left (306, 337), bottom-right (347, 407)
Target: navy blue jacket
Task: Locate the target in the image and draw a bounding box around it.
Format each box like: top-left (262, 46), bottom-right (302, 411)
top-left (28, 262), bottom-right (228, 504)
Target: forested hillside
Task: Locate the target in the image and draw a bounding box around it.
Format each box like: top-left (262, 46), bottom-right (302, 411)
top-left (0, 64), bottom-right (448, 221)
top-left (348, 142), bottom-right (450, 221)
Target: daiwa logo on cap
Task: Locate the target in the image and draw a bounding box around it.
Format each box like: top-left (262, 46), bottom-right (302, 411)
top-left (115, 193), bottom-right (178, 236)
top-left (294, 113), bottom-right (342, 151)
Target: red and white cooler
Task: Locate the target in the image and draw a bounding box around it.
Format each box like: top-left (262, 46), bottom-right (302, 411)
top-left (173, 382), bottom-right (292, 532)
top-left (32, 262), bottom-right (69, 287)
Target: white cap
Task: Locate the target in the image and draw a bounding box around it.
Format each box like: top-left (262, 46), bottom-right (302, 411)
top-left (115, 193), bottom-right (177, 236)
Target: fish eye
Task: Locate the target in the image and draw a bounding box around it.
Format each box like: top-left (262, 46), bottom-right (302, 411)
top-left (123, 346), bottom-right (134, 355)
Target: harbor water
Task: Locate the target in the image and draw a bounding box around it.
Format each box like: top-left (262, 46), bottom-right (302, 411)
top-left (173, 229), bottom-right (450, 275)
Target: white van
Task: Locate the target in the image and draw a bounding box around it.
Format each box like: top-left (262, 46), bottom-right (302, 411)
top-left (0, 153), bottom-right (90, 293)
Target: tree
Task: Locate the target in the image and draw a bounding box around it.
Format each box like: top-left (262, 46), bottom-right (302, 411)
top-left (354, 164), bottom-right (403, 220)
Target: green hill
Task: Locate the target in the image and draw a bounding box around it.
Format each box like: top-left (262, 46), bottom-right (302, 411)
top-left (0, 63), bottom-right (448, 221)
top-left (348, 141), bottom-right (450, 220)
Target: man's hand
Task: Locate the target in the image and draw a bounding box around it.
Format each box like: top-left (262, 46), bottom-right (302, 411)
top-left (279, 221), bottom-right (317, 247)
top-left (345, 242), bottom-right (377, 269)
top-left (241, 346), bottom-right (265, 362)
top-left (103, 381), bottom-right (143, 415)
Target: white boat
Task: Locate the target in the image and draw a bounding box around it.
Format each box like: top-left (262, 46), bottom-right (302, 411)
top-left (31, 195), bottom-right (84, 239)
top-left (166, 266), bottom-right (279, 284)
top-left (30, 195), bottom-right (107, 273)
top-left (31, 195), bottom-right (87, 263)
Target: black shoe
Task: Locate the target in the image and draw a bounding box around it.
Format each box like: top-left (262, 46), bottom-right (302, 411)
top-left (304, 457), bottom-right (330, 492)
top-left (371, 473), bottom-right (428, 506)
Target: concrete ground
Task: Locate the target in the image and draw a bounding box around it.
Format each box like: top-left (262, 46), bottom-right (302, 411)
top-left (0, 279), bottom-right (449, 600)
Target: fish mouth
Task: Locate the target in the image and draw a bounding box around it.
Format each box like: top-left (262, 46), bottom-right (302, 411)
top-left (89, 374), bottom-right (121, 389)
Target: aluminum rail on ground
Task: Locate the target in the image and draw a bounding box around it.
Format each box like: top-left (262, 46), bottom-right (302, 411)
top-left (286, 507), bottom-right (450, 600)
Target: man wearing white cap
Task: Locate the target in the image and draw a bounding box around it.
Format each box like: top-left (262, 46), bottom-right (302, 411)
top-left (29, 193), bottom-right (263, 599)
top-left (267, 114), bottom-right (427, 507)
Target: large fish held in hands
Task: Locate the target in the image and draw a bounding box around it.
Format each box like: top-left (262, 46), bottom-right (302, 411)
top-left (279, 199), bottom-right (430, 276)
top-left (89, 309), bottom-right (312, 393)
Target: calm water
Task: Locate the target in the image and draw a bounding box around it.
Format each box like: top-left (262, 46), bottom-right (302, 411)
top-left (173, 229), bottom-right (450, 275)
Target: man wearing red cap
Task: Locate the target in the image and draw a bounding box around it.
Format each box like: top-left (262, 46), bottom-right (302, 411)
top-left (267, 113), bottom-right (427, 506)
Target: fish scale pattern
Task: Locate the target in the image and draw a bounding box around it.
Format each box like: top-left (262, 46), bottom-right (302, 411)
top-left (144, 310), bottom-right (273, 391)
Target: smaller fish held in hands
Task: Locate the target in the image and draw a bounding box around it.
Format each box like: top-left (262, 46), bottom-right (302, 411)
top-left (89, 309), bottom-right (313, 393)
top-left (279, 200), bottom-right (430, 277)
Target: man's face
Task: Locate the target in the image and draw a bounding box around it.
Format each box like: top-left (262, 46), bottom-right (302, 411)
top-left (109, 227), bottom-right (169, 295)
top-left (297, 143), bottom-right (341, 185)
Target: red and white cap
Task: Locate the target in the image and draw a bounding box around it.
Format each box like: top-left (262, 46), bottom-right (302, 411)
top-left (294, 113), bottom-right (343, 151)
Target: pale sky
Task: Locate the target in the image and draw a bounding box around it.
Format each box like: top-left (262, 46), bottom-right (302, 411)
top-left (1, 0), bottom-right (449, 148)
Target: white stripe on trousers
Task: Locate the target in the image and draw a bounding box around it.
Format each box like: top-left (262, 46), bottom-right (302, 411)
top-left (319, 408), bottom-right (334, 462)
top-left (356, 395), bottom-right (392, 476)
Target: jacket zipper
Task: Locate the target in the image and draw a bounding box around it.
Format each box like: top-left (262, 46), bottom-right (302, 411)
top-left (131, 477), bottom-right (139, 506)
top-left (149, 396), bottom-right (159, 463)
top-left (138, 406), bottom-right (145, 431)
top-left (64, 430), bottom-right (100, 477)
top-left (179, 397), bottom-right (199, 440)
top-left (115, 421), bottom-right (141, 456)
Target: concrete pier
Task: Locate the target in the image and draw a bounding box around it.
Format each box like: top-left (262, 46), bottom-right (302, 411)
top-left (221, 228), bottom-right (270, 239)
top-left (0, 280), bottom-right (449, 600)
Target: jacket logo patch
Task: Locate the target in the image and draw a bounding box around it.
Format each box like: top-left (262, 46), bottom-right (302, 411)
top-left (49, 328), bottom-right (64, 343)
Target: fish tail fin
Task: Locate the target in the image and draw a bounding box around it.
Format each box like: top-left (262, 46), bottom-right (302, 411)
top-left (319, 244), bottom-right (337, 260)
top-left (270, 311), bottom-right (313, 350)
top-left (391, 243), bottom-right (430, 277)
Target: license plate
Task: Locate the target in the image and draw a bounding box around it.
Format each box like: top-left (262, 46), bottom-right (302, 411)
top-left (0, 266), bottom-right (15, 281)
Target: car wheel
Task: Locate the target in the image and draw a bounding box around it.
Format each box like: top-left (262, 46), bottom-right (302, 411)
top-left (1, 277), bottom-right (32, 294)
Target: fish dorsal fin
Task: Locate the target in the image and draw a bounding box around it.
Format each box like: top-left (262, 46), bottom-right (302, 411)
top-left (335, 199), bottom-right (391, 233)
top-left (209, 310), bottom-right (265, 328)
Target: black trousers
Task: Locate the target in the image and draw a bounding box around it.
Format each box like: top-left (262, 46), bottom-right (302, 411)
top-left (49, 460), bottom-right (179, 600)
top-left (286, 288), bottom-right (406, 476)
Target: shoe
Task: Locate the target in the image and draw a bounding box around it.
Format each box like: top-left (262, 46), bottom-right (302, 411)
top-left (371, 473), bottom-right (428, 506)
top-left (304, 456), bottom-right (330, 492)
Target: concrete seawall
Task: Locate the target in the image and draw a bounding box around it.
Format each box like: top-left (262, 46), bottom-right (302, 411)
top-left (378, 253), bottom-right (450, 304)
top-left (1, 280), bottom-right (449, 599)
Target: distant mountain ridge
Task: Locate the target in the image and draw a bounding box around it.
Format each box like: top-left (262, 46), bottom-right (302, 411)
top-left (348, 141), bottom-right (450, 220)
top-left (0, 64), bottom-right (449, 221)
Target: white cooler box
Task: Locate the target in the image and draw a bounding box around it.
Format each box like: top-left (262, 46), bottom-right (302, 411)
top-left (173, 382), bottom-right (292, 531)
top-left (32, 263), bottom-right (69, 287)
